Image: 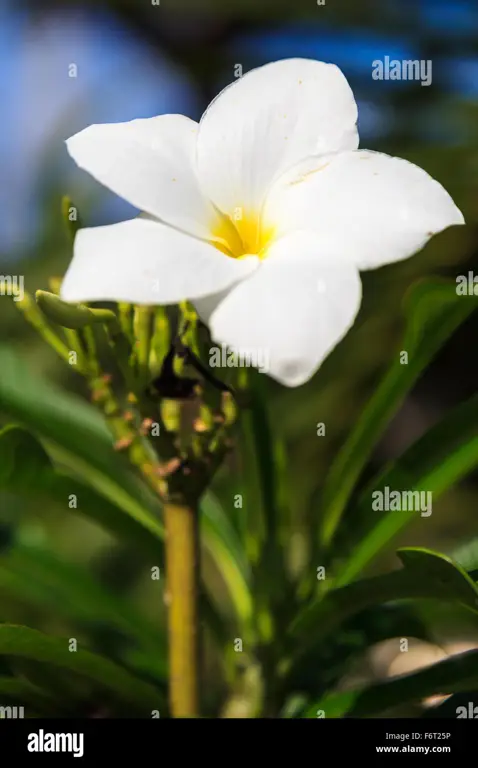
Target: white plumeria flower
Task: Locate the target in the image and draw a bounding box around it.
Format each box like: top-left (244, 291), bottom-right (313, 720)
top-left (60, 58), bottom-right (464, 387)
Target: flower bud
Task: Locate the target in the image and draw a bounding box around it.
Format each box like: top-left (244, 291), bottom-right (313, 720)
top-left (35, 290), bottom-right (116, 329)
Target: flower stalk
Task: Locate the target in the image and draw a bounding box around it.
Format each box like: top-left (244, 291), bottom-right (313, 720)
top-left (163, 501), bottom-right (200, 717)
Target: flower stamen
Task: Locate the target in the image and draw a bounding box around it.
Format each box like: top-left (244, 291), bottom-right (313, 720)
top-left (211, 208), bottom-right (275, 260)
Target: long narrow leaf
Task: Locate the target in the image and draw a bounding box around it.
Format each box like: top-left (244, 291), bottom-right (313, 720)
top-left (319, 279), bottom-right (478, 548)
top-left (334, 394), bottom-right (478, 586)
top-left (0, 624), bottom-right (162, 713)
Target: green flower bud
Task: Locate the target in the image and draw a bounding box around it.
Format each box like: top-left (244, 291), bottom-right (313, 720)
top-left (35, 290), bottom-right (117, 329)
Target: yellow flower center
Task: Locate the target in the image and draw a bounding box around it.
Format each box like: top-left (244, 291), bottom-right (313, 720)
top-left (211, 208), bottom-right (275, 260)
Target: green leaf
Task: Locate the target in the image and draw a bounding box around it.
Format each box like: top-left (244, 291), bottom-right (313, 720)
top-left (0, 345), bottom-right (164, 537)
top-left (452, 536), bottom-right (478, 573)
top-left (286, 603), bottom-right (432, 699)
top-left (11, 659), bottom-right (101, 714)
top-left (306, 688), bottom-right (358, 718)
top-left (238, 371), bottom-right (279, 560)
top-left (0, 349), bottom-right (242, 634)
top-left (0, 676), bottom-right (57, 716)
top-left (201, 491), bottom-right (253, 630)
top-left (235, 372), bottom-right (292, 646)
top-left (0, 424), bottom-right (163, 557)
top-left (0, 347), bottom-right (247, 652)
top-left (318, 279), bottom-right (478, 548)
top-left (291, 548), bottom-right (478, 644)
top-left (0, 625), bottom-right (161, 713)
top-left (0, 424), bottom-right (227, 656)
top-left (0, 542), bottom-right (167, 676)
top-left (305, 648), bottom-right (478, 718)
top-left (334, 393), bottom-right (478, 586)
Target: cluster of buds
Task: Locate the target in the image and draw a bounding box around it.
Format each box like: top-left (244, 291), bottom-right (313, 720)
top-left (14, 199), bottom-right (238, 507)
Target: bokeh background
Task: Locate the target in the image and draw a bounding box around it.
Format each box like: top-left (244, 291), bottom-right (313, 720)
top-left (1, 0), bottom-right (478, 714)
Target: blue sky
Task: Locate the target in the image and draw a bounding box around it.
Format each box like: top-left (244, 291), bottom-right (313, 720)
top-left (2, 0), bottom-right (477, 257)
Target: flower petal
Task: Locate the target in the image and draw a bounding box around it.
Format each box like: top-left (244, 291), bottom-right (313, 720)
top-left (60, 217), bottom-right (259, 305)
top-left (196, 59), bottom-right (358, 220)
top-left (263, 150), bottom-right (465, 270)
top-left (208, 231), bottom-right (362, 387)
top-left (192, 286), bottom-right (235, 325)
top-left (66, 114), bottom-right (221, 240)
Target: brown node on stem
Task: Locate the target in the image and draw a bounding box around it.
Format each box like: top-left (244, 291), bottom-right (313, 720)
top-left (91, 389), bottom-right (106, 403)
top-left (156, 457), bottom-right (182, 477)
top-left (139, 417), bottom-right (154, 435)
top-left (114, 436), bottom-right (133, 452)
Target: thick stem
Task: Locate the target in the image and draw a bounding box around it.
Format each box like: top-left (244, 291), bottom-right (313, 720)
top-left (164, 501), bottom-right (200, 717)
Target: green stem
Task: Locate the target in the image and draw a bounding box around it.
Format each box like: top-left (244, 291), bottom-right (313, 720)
top-left (82, 326), bottom-right (99, 374)
top-left (150, 306), bottom-right (170, 374)
top-left (62, 328), bottom-right (89, 373)
top-left (87, 371), bottom-right (169, 498)
top-left (134, 306), bottom-right (154, 390)
top-left (164, 501), bottom-right (200, 717)
top-left (118, 303), bottom-right (134, 343)
top-left (80, 326), bottom-right (173, 496)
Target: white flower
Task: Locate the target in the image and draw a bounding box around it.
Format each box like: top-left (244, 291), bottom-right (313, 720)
top-left (60, 58), bottom-right (464, 387)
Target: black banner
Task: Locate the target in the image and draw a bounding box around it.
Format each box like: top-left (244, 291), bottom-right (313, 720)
top-left (0, 717), bottom-right (474, 761)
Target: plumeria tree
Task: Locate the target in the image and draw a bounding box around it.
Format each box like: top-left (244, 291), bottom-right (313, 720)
top-left (2, 59), bottom-right (478, 718)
